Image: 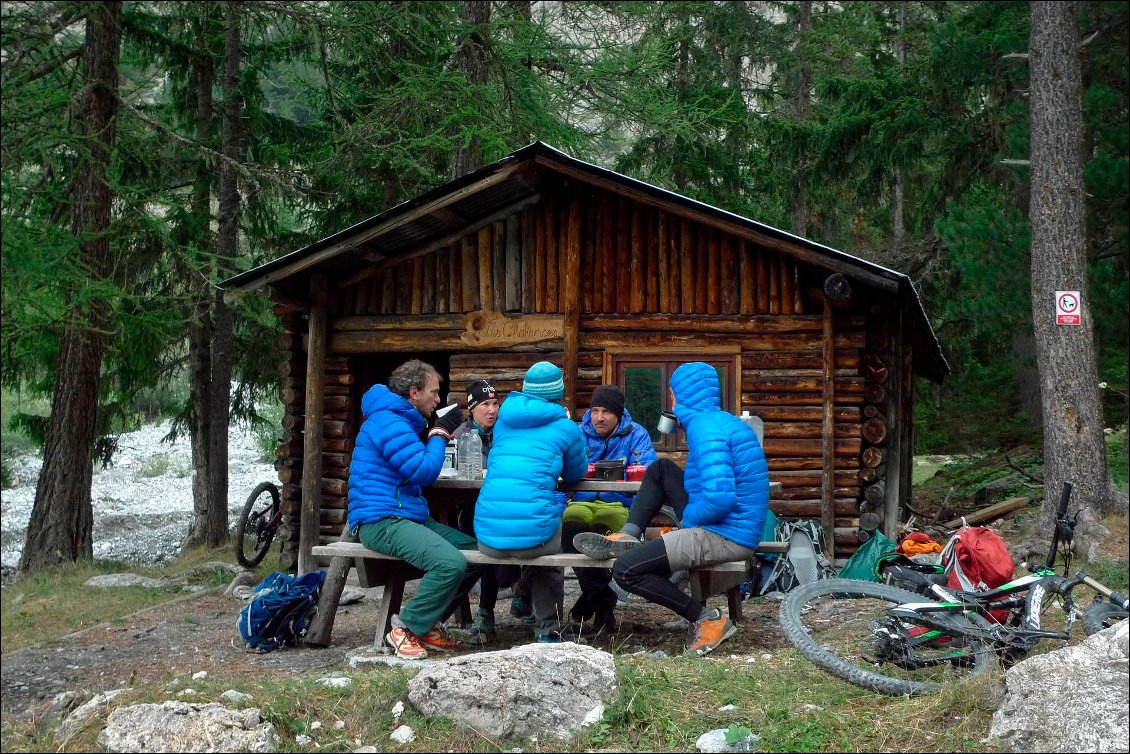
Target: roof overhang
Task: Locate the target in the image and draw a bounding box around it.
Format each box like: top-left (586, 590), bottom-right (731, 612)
top-left (221, 142), bottom-right (948, 382)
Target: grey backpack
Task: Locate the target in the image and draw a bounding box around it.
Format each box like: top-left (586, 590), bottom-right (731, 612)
top-left (757, 519), bottom-right (837, 596)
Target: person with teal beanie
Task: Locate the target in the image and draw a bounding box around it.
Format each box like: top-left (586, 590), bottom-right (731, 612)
top-left (474, 361), bottom-right (588, 641)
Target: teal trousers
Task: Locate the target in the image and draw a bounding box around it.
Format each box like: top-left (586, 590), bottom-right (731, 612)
top-left (358, 516), bottom-right (480, 636)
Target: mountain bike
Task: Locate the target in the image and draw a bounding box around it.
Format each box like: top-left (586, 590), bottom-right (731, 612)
top-left (779, 481), bottom-right (1129, 696)
top-left (235, 481), bottom-right (282, 567)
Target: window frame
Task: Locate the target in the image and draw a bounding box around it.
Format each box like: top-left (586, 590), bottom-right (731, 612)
top-left (603, 348), bottom-right (741, 452)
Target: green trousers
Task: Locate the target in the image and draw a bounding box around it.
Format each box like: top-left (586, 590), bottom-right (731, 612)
top-left (358, 516), bottom-right (480, 637)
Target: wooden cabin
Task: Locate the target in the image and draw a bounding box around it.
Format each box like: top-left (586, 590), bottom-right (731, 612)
top-left (221, 142), bottom-right (948, 572)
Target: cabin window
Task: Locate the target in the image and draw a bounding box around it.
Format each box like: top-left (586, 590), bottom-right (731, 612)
top-left (610, 354), bottom-right (738, 452)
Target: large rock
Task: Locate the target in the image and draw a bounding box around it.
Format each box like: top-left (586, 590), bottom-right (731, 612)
top-left (990, 620), bottom-right (1128, 753)
top-left (96, 701), bottom-right (278, 752)
top-left (407, 641), bottom-right (616, 741)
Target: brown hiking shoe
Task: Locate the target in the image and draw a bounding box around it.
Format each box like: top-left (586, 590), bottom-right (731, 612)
top-left (684, 609), bottom-right (736, 656)
top-left (573, 531), bottom-right (642, 560)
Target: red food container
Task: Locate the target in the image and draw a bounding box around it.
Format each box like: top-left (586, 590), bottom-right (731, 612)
top-left (626, 464), bottom-right (648, 482)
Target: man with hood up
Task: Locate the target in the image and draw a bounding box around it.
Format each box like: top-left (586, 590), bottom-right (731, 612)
top-left (348, 359), bottom-right (481, 660)
top-left (575, 362), bottom-right (769, 656)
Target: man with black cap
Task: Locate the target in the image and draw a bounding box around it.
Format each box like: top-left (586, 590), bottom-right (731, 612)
top-left (562, 384), bottom-right (657, 634)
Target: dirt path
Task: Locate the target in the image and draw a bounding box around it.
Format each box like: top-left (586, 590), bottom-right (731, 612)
top-left (1, 580), bottom-right (789, 721)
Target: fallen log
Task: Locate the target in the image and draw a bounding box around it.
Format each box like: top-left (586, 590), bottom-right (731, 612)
top-left (942, 496), bottom-right (1031, 529)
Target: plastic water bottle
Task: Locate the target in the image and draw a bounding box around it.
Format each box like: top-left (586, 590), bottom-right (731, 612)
top-left (457, 428), bottom-right (483, 480)
top-left (741, 410), bottom-right (765, 447)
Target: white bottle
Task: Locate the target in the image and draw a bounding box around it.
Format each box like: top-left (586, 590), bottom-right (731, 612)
top-left (741, 410), bottom-right (765, 447)
top-left (457, 428), bottom-right (483, 480)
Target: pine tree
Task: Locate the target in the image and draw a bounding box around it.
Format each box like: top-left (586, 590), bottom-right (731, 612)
top-left (1028, 0), bottom-right (1127, 520)
top-left (19, 2), bottom-right (123, 573)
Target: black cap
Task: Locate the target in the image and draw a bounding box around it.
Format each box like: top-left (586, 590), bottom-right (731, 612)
top-left (590, 384), bottom-right (625, 420)
top-left (466, 380), bottom-right (498, 411)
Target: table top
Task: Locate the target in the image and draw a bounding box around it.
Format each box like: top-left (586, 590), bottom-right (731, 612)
top-left (432, 478), bottom-right (783, 495)
top-left (432, 477), bottom-right (642, 493)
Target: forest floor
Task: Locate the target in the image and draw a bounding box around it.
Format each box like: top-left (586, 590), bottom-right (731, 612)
top-left (0, 572), bottom-right (787, 722)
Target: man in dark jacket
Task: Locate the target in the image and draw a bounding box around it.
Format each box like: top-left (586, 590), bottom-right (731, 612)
top-left (348, 359), bottom-right (479, 659)
top-left (562, 384), bottom-right (656, 633)
top-left (576, 362), bottom-right (769, 656)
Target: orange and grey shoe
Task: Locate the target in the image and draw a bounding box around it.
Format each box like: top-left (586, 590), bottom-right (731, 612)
top-left (419, 623), bottom-right (461, 652)
top-left (386, 627), bottom-right (428, 660)
top-left (573, 531), bottom-right (643, 560)
top-left (684, 609), bottom-right (737, 656)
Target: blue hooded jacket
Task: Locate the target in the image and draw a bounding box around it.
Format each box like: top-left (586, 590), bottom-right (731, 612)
top-left (474, 392), bottom-right (588, 550)
top-left (348, 384), bottom-right (446, 529)
top-left (671, 362), bottom-right (769, 550)
top-left (571, 407), bottom-right (658, 507)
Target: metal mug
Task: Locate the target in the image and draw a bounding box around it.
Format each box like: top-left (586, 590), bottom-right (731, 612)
top-left (657, 411), bottom-right (678, 435)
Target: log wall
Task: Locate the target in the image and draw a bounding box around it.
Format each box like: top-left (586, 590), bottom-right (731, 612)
top-left (332, 186), bottom-right (806, 319)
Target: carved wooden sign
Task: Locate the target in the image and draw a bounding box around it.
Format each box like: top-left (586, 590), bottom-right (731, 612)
top-left (460, 309), bottom-right (564, 347)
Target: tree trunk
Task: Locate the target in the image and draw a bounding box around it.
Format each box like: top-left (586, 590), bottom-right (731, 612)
top-left (791, 0), bottom-right (812, 237)
top-left (19, 2), bottom-right (122, 573)
top-left (449, 0), bottom-right (491, 180)
top-left (1028, 1), bottom-right (1127, 530)
top-left (185, 15), bottom-right (216, 548)
top-left (207, 0), bottom-right (243, 546)
top-left (891, 2), bottom-right (908, 246)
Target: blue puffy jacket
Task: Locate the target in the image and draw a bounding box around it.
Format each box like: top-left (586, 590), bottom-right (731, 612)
top-left (348, 384), bottom-right (446, 530)
top-left (671, 362), bottom-right (769, 550)
top-left (572, 407), bottom-right (657, 507)
top-left (474, 392), bottom-right (588, 550)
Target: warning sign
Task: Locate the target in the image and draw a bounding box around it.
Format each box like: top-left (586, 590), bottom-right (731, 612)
top-left (1055, 291), bottom-right (1081, 326)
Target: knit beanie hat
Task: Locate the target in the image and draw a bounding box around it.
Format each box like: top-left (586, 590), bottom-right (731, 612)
top-left (466, 380), bottom-right (498, 411)
top-left (590, 384), bottom-right (625, 420)
top-left (522, 361), bottom-right (564, 400)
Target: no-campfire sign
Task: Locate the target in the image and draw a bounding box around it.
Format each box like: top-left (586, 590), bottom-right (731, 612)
top-left (1055, 290), bottom-right (1081, 326)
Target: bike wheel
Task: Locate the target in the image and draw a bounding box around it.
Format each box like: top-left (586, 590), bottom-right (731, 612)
top-left (235, 482), bottom-right (281, 568)
top-left (780, 579), bottom-right (996, 696)
top-left (1083, 602), bottom-right (1129, 636)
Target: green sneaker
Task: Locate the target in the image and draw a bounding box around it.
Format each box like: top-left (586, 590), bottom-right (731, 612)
top-left (469, 607), bottom-right (496, 638)
top-left (510, 596), bottom-right (535, 624)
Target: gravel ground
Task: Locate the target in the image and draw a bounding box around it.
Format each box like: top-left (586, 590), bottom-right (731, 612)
top-left (0, 420), bottom-right (277, 577)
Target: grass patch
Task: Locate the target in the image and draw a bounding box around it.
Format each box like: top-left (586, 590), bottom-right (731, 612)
top-left (0, 646), bottom-right (1012, 754)
top-left (0, 545), bottom-right (234, 654)
top-left (1107, 425), bottom-right (1128, 494)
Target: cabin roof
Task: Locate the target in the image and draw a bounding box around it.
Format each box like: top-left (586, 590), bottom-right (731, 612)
top-left (221, 141), bottom-right (948, 381)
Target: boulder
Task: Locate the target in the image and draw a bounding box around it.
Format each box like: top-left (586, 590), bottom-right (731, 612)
top-left (96, 701), bottom-right (278, 752)
top-left (86, 573), bottom-right (170, 589)
top-left (990, 620), bottom-right (1128, 752)
top-left (407, 641), bottom-right (616, 741)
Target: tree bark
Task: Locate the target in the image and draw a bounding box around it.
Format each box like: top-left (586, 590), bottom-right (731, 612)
top-left (207, 0), bottom-right (243, 546)
top-left (185, 13), bottom-right (216, 548)
top-left (1028, 1), bottom-right (1127, 527)
top-left (791, 0), bottom-right (812, 237)
top-left (19, 2), bottom-right (122, 573)
top-left (449, 0), bottom-right (491, 180)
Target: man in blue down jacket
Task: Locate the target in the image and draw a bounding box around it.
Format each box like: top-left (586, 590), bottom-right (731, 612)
top-left (474, 361), bottom-right (588, 642)
top-left (348, 359), bottom-right (480, 660)
top-left (562, 384), bottom-right (657, 633)
top-left (576, 361), bottom-right (769, 656)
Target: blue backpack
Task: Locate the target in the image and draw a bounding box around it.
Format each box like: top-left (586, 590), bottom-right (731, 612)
top-left (238, 570), bottom-right (326, 651)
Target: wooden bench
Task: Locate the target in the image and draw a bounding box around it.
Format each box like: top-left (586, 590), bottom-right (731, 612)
top-left (305, 538), bottom-right (787, 648)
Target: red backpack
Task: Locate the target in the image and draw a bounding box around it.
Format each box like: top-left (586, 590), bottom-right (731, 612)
top-left (941, 526), bottom-right (1015, 623)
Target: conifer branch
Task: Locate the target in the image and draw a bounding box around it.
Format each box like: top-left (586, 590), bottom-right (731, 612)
top-left (116, 96), bottom-right (301, 194)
